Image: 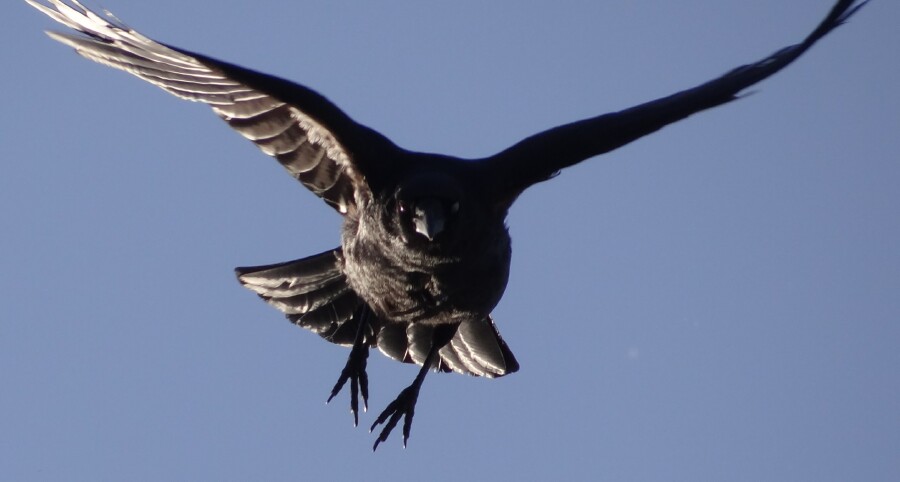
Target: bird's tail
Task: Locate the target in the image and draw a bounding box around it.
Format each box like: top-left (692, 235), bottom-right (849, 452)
top-left (441, 317), bottom-right (520, 377)
top-left (377, 317), bottom-right (520, 378)
top-left (235, 249), bottom-right (363, 346)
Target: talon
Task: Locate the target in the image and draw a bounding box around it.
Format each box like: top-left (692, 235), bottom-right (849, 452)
top-left (326, 339), bottom-right (369, 426)
top-left (369, 329), bottom-right (451, 449)
top-left (326, 309), bottom-right (372, 426)
top-left (370, 385), bottom-right (420, 450)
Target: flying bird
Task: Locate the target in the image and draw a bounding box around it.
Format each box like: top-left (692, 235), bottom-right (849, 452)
top-left (28, 0), bottom-right (867, 450)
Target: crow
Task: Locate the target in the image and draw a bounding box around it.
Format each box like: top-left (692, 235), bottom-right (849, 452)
top-left (28, 0), bottom-right (867, 450)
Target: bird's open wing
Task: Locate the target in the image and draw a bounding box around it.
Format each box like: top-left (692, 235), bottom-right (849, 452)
top-left (484, 0), bottom-right (867, 205)
top-left (235, 249), bottom-right (370, 347)
top-left (29, 0), bottom-right (399, 216)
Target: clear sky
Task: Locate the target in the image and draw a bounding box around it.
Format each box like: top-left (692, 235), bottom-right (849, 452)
top-left (3, 1), bottom-right (898, 480)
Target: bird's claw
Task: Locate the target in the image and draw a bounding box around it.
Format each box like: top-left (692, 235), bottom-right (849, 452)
top-left (327, 345), bottom-right (369, 426)
top-left (370, 385), bottom-right (419, 451)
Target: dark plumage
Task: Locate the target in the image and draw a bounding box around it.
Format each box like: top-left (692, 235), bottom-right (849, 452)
top-left (28, 0), bottom-right (867, 450)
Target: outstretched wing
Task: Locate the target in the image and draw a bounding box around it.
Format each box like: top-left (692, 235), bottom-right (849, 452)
top-left (28, 0), bottom-right (399, 216)
top-left (484, 0), bottom-right (868, 205)
top-left (235, 250), bottom-right (368, 346)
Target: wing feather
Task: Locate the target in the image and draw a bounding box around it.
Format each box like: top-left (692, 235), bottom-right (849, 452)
top-left (29, 0), bottom-right (402, 216)
top-left (484, 0), bottom-right (868, 205)
top-left (237, 250), bottom-right (359, 346)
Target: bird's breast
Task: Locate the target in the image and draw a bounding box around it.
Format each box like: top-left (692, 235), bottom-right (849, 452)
top-left (341, 218), bottom-right (511, 325)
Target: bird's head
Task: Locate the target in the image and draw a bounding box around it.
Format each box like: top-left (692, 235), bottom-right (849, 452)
top-left (392, 172), bottom-right (464, 246)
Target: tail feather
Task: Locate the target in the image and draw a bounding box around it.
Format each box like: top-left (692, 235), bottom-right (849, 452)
top-left (446, 316), bottom-right (519, 376)
top-left (376, 317), bottom-right (519, 378)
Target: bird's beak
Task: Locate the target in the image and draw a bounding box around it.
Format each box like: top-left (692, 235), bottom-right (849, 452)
top-left (413, 198), bottom-right (445, 241)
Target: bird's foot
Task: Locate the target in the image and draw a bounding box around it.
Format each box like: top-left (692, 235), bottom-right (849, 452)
top-left (370, 384), bottom-right (421, 451)
top-left (326, 343), bottom-right (369, 427)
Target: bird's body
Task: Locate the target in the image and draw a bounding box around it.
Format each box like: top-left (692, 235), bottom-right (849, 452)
top-left (28, 0), bottom-right (867, 450)
top-left (343, 164), bottom-right (511, 326)
top-left (343, 209), bottom-right (511, 327)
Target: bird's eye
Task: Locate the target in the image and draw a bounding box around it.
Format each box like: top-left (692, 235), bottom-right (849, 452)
top-left (397, 199), bottom-right (409, 213)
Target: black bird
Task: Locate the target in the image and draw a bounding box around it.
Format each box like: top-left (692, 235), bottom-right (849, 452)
top-left (28, 0), bottom-right (867, 450)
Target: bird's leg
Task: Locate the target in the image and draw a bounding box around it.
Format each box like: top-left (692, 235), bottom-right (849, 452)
top-left (327, 306), bottom-right (370, 427)
top-left (370, 324), bottom-right (457, 450)
top-left (369, 348), bottom-right (434, 450)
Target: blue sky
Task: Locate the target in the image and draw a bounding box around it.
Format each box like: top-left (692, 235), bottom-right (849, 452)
top-left (3, 1), bottom-right (898, 480)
